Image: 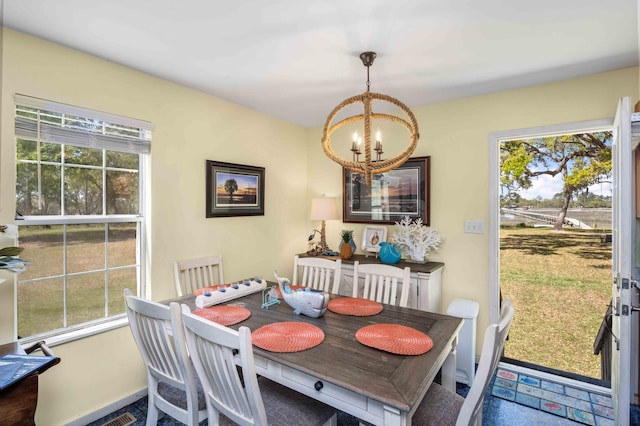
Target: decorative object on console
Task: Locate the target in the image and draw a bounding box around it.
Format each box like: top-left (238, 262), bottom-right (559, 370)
top-left (309, 196), bottom-right (338, 254)
top-left (274, 270), bottom-right (330, 318)
top-left (0, 225), bottom-right (29, 273)
top-left (338, 230), bottom-right (356, 260)
top-left (361, 225), bottom-right (387, 256)
top-left (378, 242), bottom-right (401, 264)
top-left (392, 215), bottom-right (442, 263)
top-left (321, 51), bottom-right (419, 186)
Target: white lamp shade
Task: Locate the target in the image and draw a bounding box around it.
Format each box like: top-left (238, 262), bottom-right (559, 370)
top-left (310, 198), bottom-right (338, 221)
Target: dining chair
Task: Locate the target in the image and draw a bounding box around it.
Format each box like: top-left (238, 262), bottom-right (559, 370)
top-left (412, 303), bottom-right (516, 426)
top-left (171, 302), bottom-right (338, 426)
top-left (293, 255), bottom-right (342, 294)
top-left (173, 255), bottom-right (224, 297)
top-left (352, 261), bottom-right (411, 307)
top-left (124, 289), bottom-right (207, 426)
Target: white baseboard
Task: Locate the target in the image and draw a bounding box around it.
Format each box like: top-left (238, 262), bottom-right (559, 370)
top-left (65, 388), bottom-right (148, 426)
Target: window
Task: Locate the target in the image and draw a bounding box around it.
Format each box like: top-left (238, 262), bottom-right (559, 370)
top-left (14, 95), bottom-right (152, 343)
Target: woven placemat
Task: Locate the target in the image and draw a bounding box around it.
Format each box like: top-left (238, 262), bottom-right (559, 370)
top-left (327, 297), bottom-right (383, 316)
top-left (251, 322), bottom-right (324, 352)
top-left (355, 324), bottom-right (433, 355)
top-left (275, 285), bottom-right (306, 300)
top-left (192, 305), bottom-right (251, 326)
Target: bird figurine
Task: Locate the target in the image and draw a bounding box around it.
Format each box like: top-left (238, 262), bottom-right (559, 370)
top-left (273, 270), bottom-right (330, 318)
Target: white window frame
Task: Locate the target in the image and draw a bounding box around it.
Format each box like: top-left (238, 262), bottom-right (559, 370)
top-left (14, 95), bottom-right (152, 346)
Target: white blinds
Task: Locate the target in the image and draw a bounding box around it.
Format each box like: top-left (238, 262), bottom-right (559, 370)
top-left (14, 94), bottom-right (153, 155)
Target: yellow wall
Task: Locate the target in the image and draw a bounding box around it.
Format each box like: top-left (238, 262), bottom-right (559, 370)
top-left (1, 26), bottom-right (639, 425)
top-left (1, 28), bottom-right (310, 424)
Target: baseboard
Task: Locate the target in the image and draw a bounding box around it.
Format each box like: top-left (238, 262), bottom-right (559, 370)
top-left (64, 388), bottom-right (148, 426)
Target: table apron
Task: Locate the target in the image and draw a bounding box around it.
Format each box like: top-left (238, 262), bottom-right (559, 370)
top-left (253, 354), bottom-right (411, 426)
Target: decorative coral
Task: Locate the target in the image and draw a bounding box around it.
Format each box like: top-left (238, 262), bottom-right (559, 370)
top-left (391, 216), bottom-right (442, 262)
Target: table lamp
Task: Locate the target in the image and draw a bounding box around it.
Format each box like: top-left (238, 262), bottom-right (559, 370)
top-left (310, 197), bottom-right (338, 253)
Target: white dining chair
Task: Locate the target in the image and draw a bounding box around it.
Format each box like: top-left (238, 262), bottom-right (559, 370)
top-left (173, 255), bottom-right (224, 296)
top-left (293, 255), bottom-right (342, 294)
top-left (352, 261), bottom-right (411, 307)
top-left (170, 303), bottom-right (338, 426)
top-left (123, 289), bottom-right (207, 426)
top-left (412, 303), bottom-right (516, 426)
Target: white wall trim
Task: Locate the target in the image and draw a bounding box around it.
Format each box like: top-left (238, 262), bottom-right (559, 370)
top-left (487, 118), bottom-right (613, 324)
top-left (65, 388), bottom-right (148, 426)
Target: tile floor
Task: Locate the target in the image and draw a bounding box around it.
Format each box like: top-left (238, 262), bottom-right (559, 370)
top-left (88, 368), bottom-right (640, 426)
top-left (492, 368), bottom-right (614, 425)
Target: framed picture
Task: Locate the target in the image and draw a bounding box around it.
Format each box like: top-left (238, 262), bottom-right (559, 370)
top-left (361, 226), bottom-right (387, 253)
top-left (206, 160), bottom-right (265, 218)
top-left (343, 156), bottom-right (430, 225)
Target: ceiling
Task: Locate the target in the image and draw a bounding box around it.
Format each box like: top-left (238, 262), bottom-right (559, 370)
top-left (3, 0), bottom-right (638, 127)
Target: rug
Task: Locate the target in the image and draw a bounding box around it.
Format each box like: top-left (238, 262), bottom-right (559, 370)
top-left (492, 368), bottom-right (614, 425)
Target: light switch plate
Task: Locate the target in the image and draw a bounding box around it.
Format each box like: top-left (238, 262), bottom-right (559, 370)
top-left (464, 220), bottom-right (485, 234)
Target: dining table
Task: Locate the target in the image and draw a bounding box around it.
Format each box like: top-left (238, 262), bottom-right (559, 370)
top-left (166, 281), bottom-right (463, 426)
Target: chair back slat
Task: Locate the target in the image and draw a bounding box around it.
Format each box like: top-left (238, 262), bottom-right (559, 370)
top-left (173, 303), bottom-right (269, 425)
top-left (174, 255), bottom-right (224, 296)
top-left (293, 255), bottom-right (342, 294)
top-left (124, 289), bottom-right (206, 425)
top-left (353, 262), bottom-right (411, 307)
top-left (456, 303), bottom-right (515, 426)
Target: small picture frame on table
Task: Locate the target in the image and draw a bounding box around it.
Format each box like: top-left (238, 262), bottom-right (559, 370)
top-left (361, 225), bottom-right (387, 255)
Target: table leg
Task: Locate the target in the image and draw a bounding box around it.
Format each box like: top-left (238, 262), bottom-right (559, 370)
top-left (441, 335), bottom-right (458, 392)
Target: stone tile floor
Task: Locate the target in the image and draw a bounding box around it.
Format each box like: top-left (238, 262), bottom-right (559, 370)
top-left (492, 368), bottom-right (614, 425)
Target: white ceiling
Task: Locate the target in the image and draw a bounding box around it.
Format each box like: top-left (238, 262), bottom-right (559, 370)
top-left (3, 0), bottom-right (638, 127)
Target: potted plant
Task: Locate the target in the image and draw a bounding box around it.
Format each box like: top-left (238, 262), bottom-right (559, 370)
top-left (339, 230), bottom-right (355, 260)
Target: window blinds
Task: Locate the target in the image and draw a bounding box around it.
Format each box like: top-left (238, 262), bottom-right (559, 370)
top-left (14, 94), bottom-right (153, 155)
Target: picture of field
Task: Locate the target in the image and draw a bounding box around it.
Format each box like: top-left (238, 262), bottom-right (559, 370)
top-left (215, 172), bottom-right (259, 206)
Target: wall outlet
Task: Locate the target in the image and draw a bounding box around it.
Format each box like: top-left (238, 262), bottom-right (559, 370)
top-left (464, 220), bottom-right (485, 234)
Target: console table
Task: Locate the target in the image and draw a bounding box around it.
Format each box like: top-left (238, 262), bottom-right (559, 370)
top-left (299, 253), bottom-right (444, 313)
top-left (0, 341), bottom-right (60, 425)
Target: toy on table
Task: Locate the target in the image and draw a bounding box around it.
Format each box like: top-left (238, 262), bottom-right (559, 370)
top-left (195, 278), bottom-right (266, 308)
top-left (273, 270), bottom-right (329, 318)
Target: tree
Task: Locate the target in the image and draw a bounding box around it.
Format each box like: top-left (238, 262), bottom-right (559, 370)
top-left (500, 131), bottom-right (612, 230)
top-left (224, 179), bottom-right (238, 200)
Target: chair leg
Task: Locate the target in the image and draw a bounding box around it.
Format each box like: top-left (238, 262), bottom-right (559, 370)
top-left (323, 413), bottom-right (337, 426)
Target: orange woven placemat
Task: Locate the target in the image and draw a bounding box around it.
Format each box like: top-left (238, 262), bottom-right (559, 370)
top-left (251, 322), bottom-right (324, 353)
top-left (275, 285), bottom-right (306, 300)
top-left (327, 297), bottom-right (383, 316)
top-left (355, 324), bottom-right (433, 355)
top-left (192, 305), bottom-right (251, 326)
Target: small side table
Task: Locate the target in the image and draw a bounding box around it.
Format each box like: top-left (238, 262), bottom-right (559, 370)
top-left (0, 341), bottom-right (60, 425)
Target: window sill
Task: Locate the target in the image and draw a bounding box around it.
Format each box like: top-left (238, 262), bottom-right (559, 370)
top-left (19, 317), bottom-right (129, 348)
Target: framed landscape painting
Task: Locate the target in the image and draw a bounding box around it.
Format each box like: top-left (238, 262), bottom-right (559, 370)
top-left (206, 160), bottom-right (265, 217)
top-left (343, 156), bottom-right (430, 225)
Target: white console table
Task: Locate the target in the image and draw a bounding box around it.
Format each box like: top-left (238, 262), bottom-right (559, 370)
top-left (299, 253), bottom-right (444, 313)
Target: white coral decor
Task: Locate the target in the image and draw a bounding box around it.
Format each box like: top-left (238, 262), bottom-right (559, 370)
top-left (392, 216), bottom-right (442, 262)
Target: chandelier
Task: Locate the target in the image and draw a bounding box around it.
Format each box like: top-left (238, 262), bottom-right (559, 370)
top-left (321, 51), bottom-right (420, 186)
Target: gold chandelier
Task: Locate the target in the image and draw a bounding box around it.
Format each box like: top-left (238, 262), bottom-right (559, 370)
top-left (321, 51), bottom-right (420, 186)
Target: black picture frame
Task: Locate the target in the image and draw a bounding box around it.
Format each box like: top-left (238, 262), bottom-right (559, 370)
top-left (206, 160), bottom-right (265, 218)
top-left (343, 156), bottom-right (430, 225)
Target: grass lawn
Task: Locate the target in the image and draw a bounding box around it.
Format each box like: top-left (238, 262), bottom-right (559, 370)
top-left (500, 227), bottom-right (612, 379)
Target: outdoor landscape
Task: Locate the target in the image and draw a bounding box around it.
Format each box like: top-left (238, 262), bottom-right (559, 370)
top-left (500, 210), bottom-right (612, 379)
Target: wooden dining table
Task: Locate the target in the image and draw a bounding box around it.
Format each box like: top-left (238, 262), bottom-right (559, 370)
top-left (167, 283), bottom-right (463, 426)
